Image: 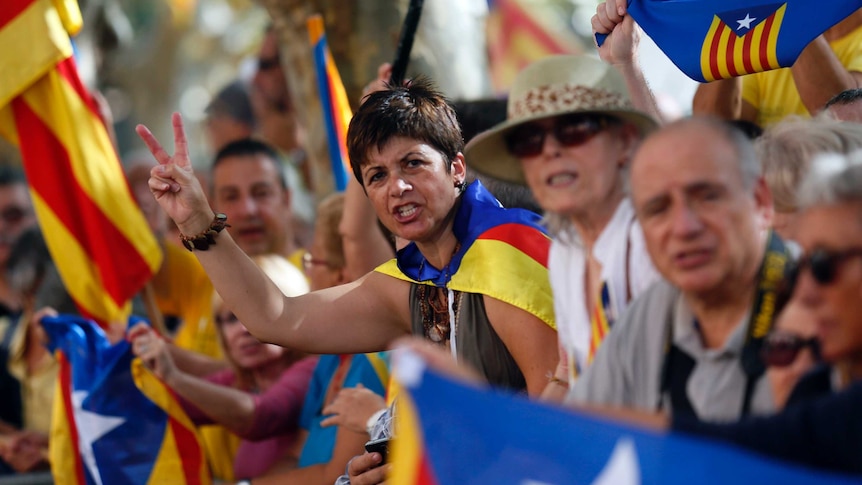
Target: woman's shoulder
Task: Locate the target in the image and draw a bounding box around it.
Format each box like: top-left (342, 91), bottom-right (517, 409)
top-left (785, 364), bottom-right (834, 408)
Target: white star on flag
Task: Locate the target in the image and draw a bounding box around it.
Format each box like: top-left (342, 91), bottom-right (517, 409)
top-left (72, 390), bottom-right (126, 485)
top-left (737, 13), bottom-right (756, 30)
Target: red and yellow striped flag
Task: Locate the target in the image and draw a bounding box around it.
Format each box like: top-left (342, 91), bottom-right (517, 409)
top-left (486, 0), bottom-right (584, 93)
top-left (308, 14), bottom-right (353, 192)
top-left (0, 0), bottom-right (162, 327)
top-left (699, 4), bottom-right (787, 82)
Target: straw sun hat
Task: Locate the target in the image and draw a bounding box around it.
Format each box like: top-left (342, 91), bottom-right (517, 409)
top-left (465, 54), bottom-right (658, 185)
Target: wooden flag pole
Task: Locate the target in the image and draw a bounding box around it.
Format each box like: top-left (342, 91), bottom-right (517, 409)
top-left (140, 281), bottom-right (169, 336)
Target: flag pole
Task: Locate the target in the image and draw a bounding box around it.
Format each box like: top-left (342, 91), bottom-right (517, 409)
top-left (141, 281), bottom-right (169, 336)
top-left (390, 0), bottom-right (425, 86)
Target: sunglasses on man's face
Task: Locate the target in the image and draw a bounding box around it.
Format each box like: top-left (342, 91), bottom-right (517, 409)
top-left (782, 247), bottom-right (862, 299)
top-left (504, 115), bottom-right (613, 158)
top-left (760, 331), bottom-right (821, 368)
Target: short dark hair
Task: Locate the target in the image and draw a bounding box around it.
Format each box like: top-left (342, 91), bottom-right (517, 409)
top-left (825, 88), bottom-right (862, 109)
top-left (726, 119), bottom-right (763, 140)
top-left (0, 164), bottom-right (27, 187)
top-left (211, 138), bottom-right (287, 190)
top-left (206, 81), bottom-right (255, 128)
top-left (346, 78), bottom-right (463, 185)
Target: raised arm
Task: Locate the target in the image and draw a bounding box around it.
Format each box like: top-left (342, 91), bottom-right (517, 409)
top-left (136, 114), bottom-right (411, 354)
top-left (692, 78), bottom-right (745, 120)
top-left (592, 0), bottom-right (665, 124)
top-left (790, 35), bottom-right (861, 115)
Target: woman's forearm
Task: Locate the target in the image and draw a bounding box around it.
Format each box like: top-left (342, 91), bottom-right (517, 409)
top-left (167, 371), bottom-right (257, 436)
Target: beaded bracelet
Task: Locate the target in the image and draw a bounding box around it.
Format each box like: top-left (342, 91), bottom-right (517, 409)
top-left (180, 213), bottom-right (230, 251)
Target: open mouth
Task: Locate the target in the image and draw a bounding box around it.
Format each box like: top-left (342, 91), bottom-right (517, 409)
top-left (546, 172), bottom-right (577, 187)
top-left (393, 203), bottom-right (420, 222)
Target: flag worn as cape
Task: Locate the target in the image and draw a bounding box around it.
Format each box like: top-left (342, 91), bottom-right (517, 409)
top-left (0, 0), bottom-right (162, 327)
top-left (614, 0), bottom-right (862, 82)
top-left (44, 314), bottom-right (210, 485)
top-left (389, 355), bottom-right (861, 485)
top-left (308, 14), bottom-right (353, 192)
top-left (375, 180), bottom-right (554, 329)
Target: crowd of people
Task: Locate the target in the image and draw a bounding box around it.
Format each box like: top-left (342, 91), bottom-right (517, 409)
top-left (2, 2), bottom-right (862, 483)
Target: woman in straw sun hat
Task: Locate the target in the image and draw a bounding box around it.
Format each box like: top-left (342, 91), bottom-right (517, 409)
top-left (465, 53), bottom-right (661, 401)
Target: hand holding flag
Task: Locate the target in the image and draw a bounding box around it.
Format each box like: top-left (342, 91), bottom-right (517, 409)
top-left (604, 0), bottom-right (862, 83)
top-left (136, 113), bottom-right (216, 236)
top-left (592, 0), bottom-right (640, 67)
top-left (127, 321), bottom-right (177, 382)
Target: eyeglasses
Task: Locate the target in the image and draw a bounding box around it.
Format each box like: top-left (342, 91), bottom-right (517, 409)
top-left (0, 206), bottom-right (30, 225)
top-left (302, 252), bottom-right (332, 272)
top-left (760, 331), bottom-right (821, 368)
top-left (503, 115), bottom-right (614, 158)
top-left (782, 247), bottom-right (862, 299)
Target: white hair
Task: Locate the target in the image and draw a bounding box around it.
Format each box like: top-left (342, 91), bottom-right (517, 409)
top-left (797, 150), bottom-right (862, 209)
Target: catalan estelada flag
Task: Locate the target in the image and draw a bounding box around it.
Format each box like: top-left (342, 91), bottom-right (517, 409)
top-left (588, 282), bottom-right (612, 364)
top-left (614, 0), bottom-right (862, 83)
top-left (486, 0), bottom-right (584, 92)
top-left (389, 353), bottom-right (860, 484)
top-left (44, 315), bottom-right (210, 485)
top-left (308, 14), bottom-right (353, 192)
top-left (0, 0), bottom-right (162, 327)
top-left (375, 180), bottom-right (554, 330)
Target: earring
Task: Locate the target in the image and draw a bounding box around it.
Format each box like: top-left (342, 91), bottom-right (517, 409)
top-left (455, 181), bottom-right (466, 193)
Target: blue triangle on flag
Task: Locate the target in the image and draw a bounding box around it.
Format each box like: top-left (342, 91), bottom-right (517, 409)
top-left (716, 3), bottom-right (785, 36)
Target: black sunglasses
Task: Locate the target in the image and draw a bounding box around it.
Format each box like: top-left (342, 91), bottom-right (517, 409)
top-left (504, 115), bottom-right (614, 158)
top-left (782, 247), bottom-right (862, 299)
top-left (760, 331), bottom-right (821, 368)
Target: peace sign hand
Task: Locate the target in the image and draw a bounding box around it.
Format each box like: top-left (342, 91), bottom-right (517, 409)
top-left (136, 112), bottom-right (215, 235)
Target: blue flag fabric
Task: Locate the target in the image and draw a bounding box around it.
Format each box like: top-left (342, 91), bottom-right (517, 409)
top-left (605, 0), bottom-right (862, 82)
top-left (43, 315), bottom-right (209, 485)
top-left (393, 362), bottom-right (860, 484)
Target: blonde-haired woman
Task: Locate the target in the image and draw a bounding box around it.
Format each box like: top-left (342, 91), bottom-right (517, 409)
top-left (130, 254), bottom-right (316, 481)
top-left (758, 117), bottom-right (862, 241)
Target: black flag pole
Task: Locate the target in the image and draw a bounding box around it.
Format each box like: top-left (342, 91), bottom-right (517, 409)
top-left (390, 0), bottom-right (425, 86)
